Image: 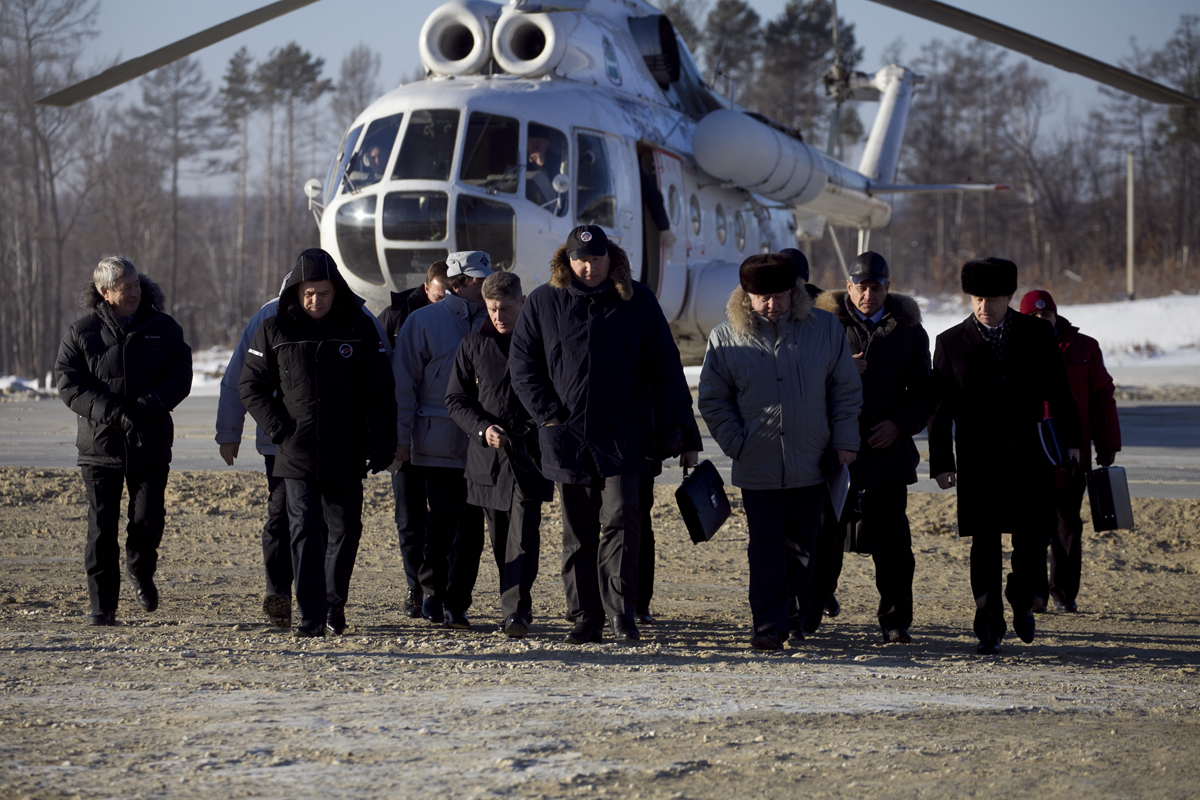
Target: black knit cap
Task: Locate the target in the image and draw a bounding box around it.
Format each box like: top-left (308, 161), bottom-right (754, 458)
top-left (779, 248), bottom-right (810, 282)
top-left (294, 248), bottom-right (338, 282)
top-left (739, 253), bottom-right (796, 295)
top-left (848, 251), bottom-right (889, 284)
top-left (961, 257), bottom-right (1018, 297)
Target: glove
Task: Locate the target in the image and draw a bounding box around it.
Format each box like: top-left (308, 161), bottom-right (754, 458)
top-left (367, 451), bottom-right (393, 474)
top-left (115, 408), bottom-right (137, 433)
top-left (660, 229), bottom-right (677, 249)
top-left (1095, 449), bottom-right (1116, 467)
top-left (269, 419), bottom-right (295, 445)
top-left (658, 426), bottom-right (684, 459)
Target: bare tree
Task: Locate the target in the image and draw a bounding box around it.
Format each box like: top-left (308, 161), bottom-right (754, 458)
top-left (331, 42), bottom-right (381, 131)
top-left (219, 46), bottom-right (255, 322)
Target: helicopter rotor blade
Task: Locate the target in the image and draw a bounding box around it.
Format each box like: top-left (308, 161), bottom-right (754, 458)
top-left (863, 0), bottom-right (1198, 106)
top-left (36, 0), bottom-right (325, 107)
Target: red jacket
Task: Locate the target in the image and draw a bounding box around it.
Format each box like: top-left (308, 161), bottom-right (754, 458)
top-left (1054, 315), bottom-right (1121, 466)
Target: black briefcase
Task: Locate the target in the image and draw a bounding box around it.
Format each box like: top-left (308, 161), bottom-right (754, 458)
top-left (675, 460), bottom-right (732, 544)
top-left (1085, 466), bottom-right (1135, 532)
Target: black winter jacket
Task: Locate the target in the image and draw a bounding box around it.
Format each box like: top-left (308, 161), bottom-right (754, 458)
top-left (55, 275), bottom-right (192, 470)
top-left (816, 291), bottom-right (931, 489)
top-left (509, 244), bottom-right (701, 483)
top-left (929, 309), bottom-right (1081, 536)
top-left (239, 268), bottom-right (397, 481)
top-left (378, 286), bottom-right (431, 349)
top-left (445, 324), bottom-right (554, 510)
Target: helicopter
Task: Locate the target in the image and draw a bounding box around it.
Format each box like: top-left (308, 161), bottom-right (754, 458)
top-left (40, 0), bottom-right (1197, 363)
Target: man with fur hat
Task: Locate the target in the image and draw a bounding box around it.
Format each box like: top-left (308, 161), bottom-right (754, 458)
top-left (56, 257), bottom-right (193, 626)
top-left (393, 250), bottom-right (492, 629)
top-left (240, 248), bottom-right (397, 638)
top-left (1020, 289), bottom-right (1121, 613)
top-left (510, 225), bottom-right (701, 645)
top-left (929, 258), bottom-right (1080, 654)
top-left (698, 253), bottom-right (862, 651)
top-left (808, 251), bottom-right (931, 644)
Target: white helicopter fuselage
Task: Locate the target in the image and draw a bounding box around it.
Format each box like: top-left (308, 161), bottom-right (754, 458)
top-left (313, 0), bottom-right (910, 361)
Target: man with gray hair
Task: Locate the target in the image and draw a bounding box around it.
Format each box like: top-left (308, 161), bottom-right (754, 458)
top-left (394, 250), bottom-right (493, 629)
top-left (55, 257), bottom-right (192, 626)
top-left (446, 271), bottom-right (553, 637)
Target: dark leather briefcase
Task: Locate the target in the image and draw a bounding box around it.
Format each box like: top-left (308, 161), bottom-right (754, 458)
top-left (1085, 466), bottom-right (1135, 532)
top-left (675, 460), bottom-right (732, 544)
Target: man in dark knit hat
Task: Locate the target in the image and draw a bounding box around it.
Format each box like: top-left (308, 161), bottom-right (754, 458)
top-left (1019, 289), bottom-right (1121, 613)
top-left (699, 253), bottom-right (862, 651)
top-left (929, 258), bottom-right (1080, 654)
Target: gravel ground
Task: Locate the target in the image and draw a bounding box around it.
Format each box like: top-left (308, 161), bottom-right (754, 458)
top-left (1, 466), bottom-right (1198, 799)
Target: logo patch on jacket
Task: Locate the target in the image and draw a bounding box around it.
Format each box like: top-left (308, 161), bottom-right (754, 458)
top-left (339, 343), bottom-right (354, 358)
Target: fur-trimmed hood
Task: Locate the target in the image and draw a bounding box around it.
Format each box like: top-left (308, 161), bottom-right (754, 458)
top-left (815, 290), bottom-right (922, 329)
top-left (725, 282), bottom-right (813, 339)
top-left (78, 273), bottom-right (166, 314)
top-left (549, 242), bottom-right (634, 301)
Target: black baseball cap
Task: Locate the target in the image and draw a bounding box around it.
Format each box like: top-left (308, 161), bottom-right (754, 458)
top-left (848, 251), bottom-right (889, 284)
top-left (566, 225), bottom-right (609, 259)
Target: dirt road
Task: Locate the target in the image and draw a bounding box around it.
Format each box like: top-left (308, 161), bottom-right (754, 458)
top-left (2, 467), bottom-right (1198, 799)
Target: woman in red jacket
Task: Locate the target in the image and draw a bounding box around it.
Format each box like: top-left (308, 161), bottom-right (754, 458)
top-left (1020, 290), bottom-right (1122, 613)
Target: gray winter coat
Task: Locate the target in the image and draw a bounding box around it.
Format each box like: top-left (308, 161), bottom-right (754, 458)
top-left (394, 289), bottom-right (488, 469)
top-left (698, 285), bottom-right (862, 490)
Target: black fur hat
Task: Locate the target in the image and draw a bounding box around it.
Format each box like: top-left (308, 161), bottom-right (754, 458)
top-left (779, 248), bottom-right (810, 283)
top-left (739, 254), bottom-right (797, 295)
top-left (961, 257), bottom-right (1017, 297)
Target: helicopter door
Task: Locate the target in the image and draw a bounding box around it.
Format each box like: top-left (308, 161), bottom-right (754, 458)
top-left (649, 149), bottom-right (687, 322)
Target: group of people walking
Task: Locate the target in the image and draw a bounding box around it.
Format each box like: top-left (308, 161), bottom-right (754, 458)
top-left (54, 228), bottom-right (1119, 656)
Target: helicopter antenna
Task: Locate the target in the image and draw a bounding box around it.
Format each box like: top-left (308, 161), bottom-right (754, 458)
top-left (823, 0), bottom-right (849, 155)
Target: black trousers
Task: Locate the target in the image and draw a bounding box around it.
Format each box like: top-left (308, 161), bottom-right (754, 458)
top-left (807, 484), bottom-right (915, 633)
top-left (967, 521), bottom-right (1051, 642)
top-left (283, 477), bottom-right (363, 626)
top-left (417, 466), bottom-right (484, 612)
top-left (262, 455), bottom-right (294, 600)
top-left (1049, 473), bottom-right (1087, 605)
top-left (636, 472), bottom-right (656, 614)
top-left (742, 484), bottom-right (824, 637)
top-left (559, 473), bottom-right (642, 622)
top-left (81, 463), bottom-right (170, 614)
top-left (482, 481), bottom-right (543, 620)
top-left (392, 462), bottom-right (427, 592)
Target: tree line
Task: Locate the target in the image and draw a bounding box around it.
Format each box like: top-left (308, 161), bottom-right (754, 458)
top-left (1, 0), bottom-right (1197, 381)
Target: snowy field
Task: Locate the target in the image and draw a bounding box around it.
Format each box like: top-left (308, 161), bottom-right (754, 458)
top-left (5, 293), bottom-right (1200, 396)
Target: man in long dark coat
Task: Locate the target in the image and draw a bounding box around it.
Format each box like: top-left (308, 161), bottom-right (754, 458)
top-left (929, 258), bottom-right (1081, 654)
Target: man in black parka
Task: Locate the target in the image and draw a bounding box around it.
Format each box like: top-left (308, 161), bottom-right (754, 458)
top-left (55, 257), bottom-right (192, 625)
top-left (445, 272), bottom-right (554, 638)
top-left (810, 252), bottom-right (931, 643)
top-left (240, 248), bottom-right (397, 638)
top-left (929, 258), bottom-right (1081, 654)
top-left (377, 259), bottom-right (448, 618)
top-left (509, 225), bottom-right (701, 644)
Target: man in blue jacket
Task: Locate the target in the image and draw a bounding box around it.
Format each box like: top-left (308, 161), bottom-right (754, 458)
top-left (510, 225), bottom-right (701, 645)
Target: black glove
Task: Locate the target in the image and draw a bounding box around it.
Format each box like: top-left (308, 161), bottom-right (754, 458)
top-left (115, 408), bottom-right (137, 433)
top-left (268, 419), bottom-right (295, 445)
top-left (367, 451), bottom-right (393, 474)
top-left (658, 426), bottom-right (685, 459)
top-left (1095, 449), bottom-right (1116, 467)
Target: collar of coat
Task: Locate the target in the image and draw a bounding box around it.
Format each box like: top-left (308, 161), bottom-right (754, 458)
top-left (549, 243), bottom-right (634, 301)
top-left (815, 290), bottom-right (922, 330)
top-left (78, 274), bottom-right (166, 324)
top-left (726, 282), bottom-right (814, 339)
top-left (1053, 314), bottom-right (1080, 344)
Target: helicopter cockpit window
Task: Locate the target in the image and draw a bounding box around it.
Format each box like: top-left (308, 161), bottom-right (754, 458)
top-left (327, 124), bottom-right (363, 203)
top-left (456, 196), bottom-right (515, 273)
top-left (383, 192), bottom-right (449, 242)
top-left (393, 109), bottom-right (460, 181)
top-left (460, 112), bottom-right (519, 194)
top-left (526, 122), bottom-right (567, 216)
top-left (347, 113), bottom-right (403, 189)
top-left (336, 196), bottom-right (383, 286)
top-left (575, 132), bottom-right (616, 229)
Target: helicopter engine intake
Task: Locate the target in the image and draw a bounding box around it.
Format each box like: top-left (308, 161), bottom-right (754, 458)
top-left (419, 0), bottom-right (502, 77)
top-left (492, 7), bottom-right (572, 77)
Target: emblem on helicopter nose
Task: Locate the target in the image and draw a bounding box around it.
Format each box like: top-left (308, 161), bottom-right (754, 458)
top-left (580, 232), bottom-right (592, 242)
top-left (339, 344), bottom-right (354, 358)
top-left (602, 37), bottom-right (621, 86)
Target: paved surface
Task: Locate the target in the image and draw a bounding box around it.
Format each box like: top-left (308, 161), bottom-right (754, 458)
top-left (2, 395), bottom-right (1198, 499)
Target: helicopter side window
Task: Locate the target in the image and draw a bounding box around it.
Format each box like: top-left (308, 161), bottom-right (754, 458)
top-left (393, 109), bottom-right (460, 181)
top-left (460, 112), bottom-right (520, 194)
top-left (575, 132), bottom-right (615, 229)
top-left (526, 122), bottom-right (568, 216)
top-left (347, 113), bottom-right (403, 189)
top-left (327, 124), bottom-right (363, 203)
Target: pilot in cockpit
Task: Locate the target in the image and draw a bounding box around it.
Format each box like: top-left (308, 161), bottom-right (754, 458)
top-left (525, 125), bottom-right (557, 207)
